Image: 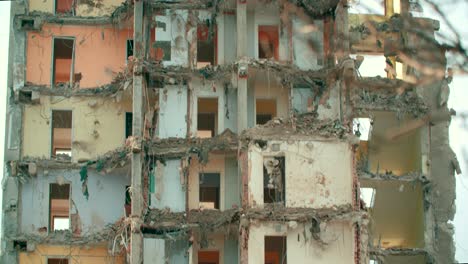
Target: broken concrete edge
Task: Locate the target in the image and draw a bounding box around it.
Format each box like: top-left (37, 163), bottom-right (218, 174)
top-left (14, 2), bottom-right (133, 29)
top-left (14, 146), bottom-right (130, 177)
top-left (349, 14), bottom-right (440, 34)
top-left (143, 204), bottom-right (365, 233)
top-left (358, 170), bottom-right (430, 184)
top-left (241, 115), bottom-right (354, 141)
top-left (144, 58), bottom-right (332, 88)
top-left (369, 247), bottom-right (432, 260)
top-left (353, 78), bottom-right (429, 118)
top-left (17, 81), bottom-right (130, 99)
top-left (149, 0), bottom-right (340, 18)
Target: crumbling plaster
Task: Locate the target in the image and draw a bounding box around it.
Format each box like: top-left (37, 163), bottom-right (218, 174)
top-left (22, 96), bottom-right (132, 162)
top-left (26, 24), bottom-right (132, 88)
top-left (150, 159), bottom-right (186, 212)
top-left (248, 140), bottom-right (353, 208)
top-left (19, 244), bottom-right (124, 264)
top-left (20, 168), bottom-right (130, 234)
top-left (158, 85), bottom-right (188, 138)
top-left (29, 0), bottom-right (125, 17)
top-left (247, 220), bottom-right (355, 264)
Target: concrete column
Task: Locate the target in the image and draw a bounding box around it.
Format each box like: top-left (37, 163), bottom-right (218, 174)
top-left (130, 0), bottom-right (146, 263)
top-left (236, 0), bottom-right (248, 132)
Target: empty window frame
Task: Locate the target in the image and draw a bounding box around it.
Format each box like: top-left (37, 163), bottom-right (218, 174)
top-left (258, 25), bottom-right (279, 60)
top-left (256, 99), bottom-right (277, 125)
top-left (198, 250), bottom-right (220, 264)
top-left (197, 98), bottom-right (218, 138)
top-left (199, 173), bottom-right (220, 209)
top-left (55, 0), bottom-right (73, 14)
top-left (125, 185), bottom-right (131, 217)
top-left (197, 23), bottom-right (217, 68)
top-left (125, 112), bottom-right (133, 139)
top-left (49, 183), bottom-right (70, 231)
top-left (51, 110), bottom-right (72, 158)
top-left (265, 236), bottom-right (287, 264)
top-left (52, 38), bottom-right (74, 86)
top-left (127, 39), bottom-right (134, 61)
top-left (263, 157), bottom-right (285, 204)
top-left (48, 258), bottom-right (69, 264)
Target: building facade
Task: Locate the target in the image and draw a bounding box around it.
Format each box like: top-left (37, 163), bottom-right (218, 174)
top-left (2, 0), bottom-right (459, 263)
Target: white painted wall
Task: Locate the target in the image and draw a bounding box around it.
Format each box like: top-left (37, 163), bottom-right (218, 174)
top-left (248, 221), bottom-right (355, 264)
top-left (248, 140), bottom-right (353, 208)
top-left (158, 85), bottom-right (188, 138)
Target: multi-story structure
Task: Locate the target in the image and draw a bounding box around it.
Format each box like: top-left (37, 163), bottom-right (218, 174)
top-left (2, 0), bottom-right (459, 263)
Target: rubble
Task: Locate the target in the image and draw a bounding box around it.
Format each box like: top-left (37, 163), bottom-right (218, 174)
top-left (242, 114), bottom-right (351, 141)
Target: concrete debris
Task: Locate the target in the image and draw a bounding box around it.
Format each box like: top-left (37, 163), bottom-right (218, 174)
top-left (242, 114), bottom-right (350, 140)
top-left (353, 78), bottom-right (429, 118)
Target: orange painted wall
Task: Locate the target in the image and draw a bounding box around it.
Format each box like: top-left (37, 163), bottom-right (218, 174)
top-left (26, 24), bottom-right (133, 88)
top-left (19, 244), bottom-right (125, 264)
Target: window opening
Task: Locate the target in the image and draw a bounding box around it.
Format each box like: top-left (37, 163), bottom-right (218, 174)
top-left (198, 250), bottom-right (220, 264)
top-left (197, 98), bottom-right (218, 138)
top-left (258, 25), bottom-right (279, 60)
top-left (52, 110), bottom-right (72, 159)
top-left (49, 183), bottom-right (70, 231)
top-left (197, 22), bottom-right (217, 68)
top-left (265, 236), bottom-right (287, 264)
top-left (263, 157), bottom-right (285, 204)
top-left (53, 38), bottom-right (74, 86)
top-left (256, 99), bottom-right (277, 125)
top-left (199, 173), bottom-right (220, 209)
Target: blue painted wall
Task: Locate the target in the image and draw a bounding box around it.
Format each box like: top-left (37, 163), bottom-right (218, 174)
top-left (158, 85), bottom-right (188, 138)
top-left (151, 159), bottom-right (186, 212)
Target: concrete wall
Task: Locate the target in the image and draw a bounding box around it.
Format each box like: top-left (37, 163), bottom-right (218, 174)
top-left (143, 238), bottom-right (165, 264)
top-left (248, 221), bottom-right (355, 264)
top-left (158, 85), bottom-right (188, 138)
top-left (19, 244), bottom-right (124, 264)
top-left (26, 25), bottom-right (132, 88)
top-left (22, 95), bottom-right (132, 162)
top-left (20, 168), bottom-right (130, 234)
top-left (156, 10), bottom-right (189, 67)
top-left (368, 111), bottom-right (422, 175)
top-left (383, 255), bottom-right (426, 264)
top-left (361, 180), bottom-right (425, 248)
top-left (150, 159), bottom-right (186, 212)
top-left (293, 18), bottom-right (324, 70)
top-left (292, 87), bottom-right (314, 114)
top-left (224, 156), bottom-right (240, 209)
top-left (224, 86), bottom-right (238, 133)
top-left (248, 140), bottom-right (353, 208)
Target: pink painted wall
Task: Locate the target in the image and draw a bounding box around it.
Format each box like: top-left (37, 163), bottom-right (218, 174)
top-left (26, 24), bottom-right (133, 88)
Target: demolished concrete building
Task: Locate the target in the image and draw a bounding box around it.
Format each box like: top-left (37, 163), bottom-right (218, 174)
top-left (1, 0), bottom-right (460, 263)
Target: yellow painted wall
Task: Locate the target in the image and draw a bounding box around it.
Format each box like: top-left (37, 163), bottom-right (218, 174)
top-left (22, 95), bottom-right (132, 162)
top-left (19, 244), bottom-right (124, 264)
top-left (188, 154), bottom-right (226, 210)
top-left (252, 70), bottom-right (290, 121)
top-left (190, 233), bottom-right (225, 264)
top-left (368, 111), bottom-right (421, 175)
top-left (29, 0), bottom-right (125, 16)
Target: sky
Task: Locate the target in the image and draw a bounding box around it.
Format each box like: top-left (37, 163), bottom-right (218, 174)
top-left (0, 0), bottom-right (466, 262)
